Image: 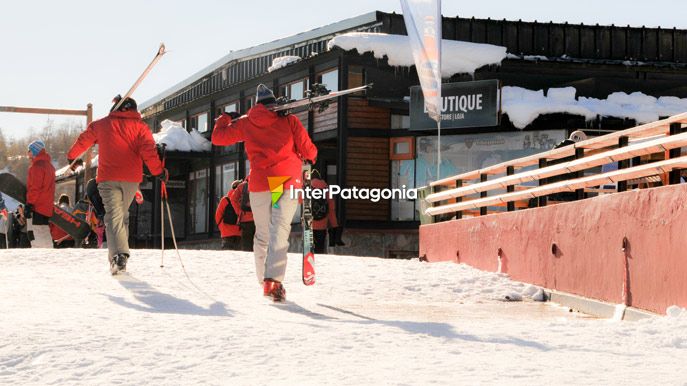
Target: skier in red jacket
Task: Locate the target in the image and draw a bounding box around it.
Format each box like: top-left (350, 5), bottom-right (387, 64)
top-left (215, 181), bottom-right (241, 250)
top-left (68, 96), bottom-right (165, 274)
top-left (229, 177), bottom-right (255, 252)
top-left (212, 84), bottom-right (317, 302)
top-left (25, 140), bottom-right (55, 248)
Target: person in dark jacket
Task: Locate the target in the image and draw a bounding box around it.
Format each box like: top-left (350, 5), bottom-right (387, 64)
top-left (68, 96), bottom-right (165, 274)
top-left (311, 171), bottom-right (344, 254)
top-left (26, 140), bottom-right (55, 248)
top-left (212, 84), bottom-right (317, 302)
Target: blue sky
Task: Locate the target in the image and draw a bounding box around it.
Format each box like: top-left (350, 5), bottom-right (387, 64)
top-left (1, 0), bottom-right (685, 140)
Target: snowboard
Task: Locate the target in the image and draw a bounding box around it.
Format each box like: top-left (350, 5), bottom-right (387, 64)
top-left (0, 172), bottom-right (91, 241)
top-left (301, 163), bottom-right (316, 286)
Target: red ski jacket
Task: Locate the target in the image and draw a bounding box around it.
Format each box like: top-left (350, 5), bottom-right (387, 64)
top-left (212, 104), bottom-right (317, 192)
top-left (215, 195), bottom-right (241, 238)
top-left (26, 150), bottom-right (55, 217)
top-left (229, 180), bottom-right (254, 223)
top-left (68, 110), bottom-right (163, 183)
top-left (311, 178), bottom-right (338, 231)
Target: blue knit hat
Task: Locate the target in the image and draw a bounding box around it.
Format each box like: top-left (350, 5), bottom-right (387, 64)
top-left (28, 140), bottom-right (45, 157)
top-left (256, 84), bottom-right (276, 106)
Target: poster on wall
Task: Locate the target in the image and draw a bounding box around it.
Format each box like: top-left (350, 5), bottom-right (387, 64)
top-left (413, 130), bottom-right (566, 188)
top-left (410, 80), bottom-right (500, 130)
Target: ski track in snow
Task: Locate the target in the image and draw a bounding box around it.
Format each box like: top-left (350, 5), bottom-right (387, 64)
top-left (0, 249), bottom-right (685, 385)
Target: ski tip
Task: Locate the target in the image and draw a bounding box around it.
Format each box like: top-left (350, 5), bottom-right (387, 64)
top-left (158, 43), bottom-right (167, 55)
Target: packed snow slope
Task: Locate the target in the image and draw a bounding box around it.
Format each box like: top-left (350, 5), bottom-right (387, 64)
top-left (1, 249), bottom-right (685, 385)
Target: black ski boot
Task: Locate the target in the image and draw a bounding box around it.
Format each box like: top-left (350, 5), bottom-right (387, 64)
top-left (109, 253), bottom-right (129, 275)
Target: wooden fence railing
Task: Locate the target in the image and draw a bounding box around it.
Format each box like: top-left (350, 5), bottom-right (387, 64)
top-left (425, 112), bottom-right (687, 219)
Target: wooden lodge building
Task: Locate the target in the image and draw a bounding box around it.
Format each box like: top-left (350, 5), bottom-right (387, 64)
top-left (59, 11), bottom-right (687, 257)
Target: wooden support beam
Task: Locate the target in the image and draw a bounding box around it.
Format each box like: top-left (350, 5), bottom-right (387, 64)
top-left (0, 106), bottom-right (89, 116)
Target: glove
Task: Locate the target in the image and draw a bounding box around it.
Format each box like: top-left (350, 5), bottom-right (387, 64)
top-left (155, 168), bottom-right (169, 184)
top-left (213, 113), bottom-right (233, 131)
top-left (24, 204), bottom-right (33, 220)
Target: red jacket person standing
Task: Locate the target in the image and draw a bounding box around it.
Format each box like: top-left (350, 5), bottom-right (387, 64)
top-left (26, 140), bottom-right (55, 248)
top-left (212, 84), bottom-right (317, 302)
top-left (68, 96), bottom-right (165, 274)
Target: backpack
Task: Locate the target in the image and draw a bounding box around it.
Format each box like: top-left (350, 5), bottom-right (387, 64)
top-left (222, 197), bottom-right (239, 225)
top-left (311, 196), bottom-right (328, 221)
top-left (240, 182), bottom-right (252, 212)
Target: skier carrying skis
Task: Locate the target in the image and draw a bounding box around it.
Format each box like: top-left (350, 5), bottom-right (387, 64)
top-left (212, 84), bottom-right (317, 302)
top-left (25, 140), bottom-right (55, 248)
top-left (68, 96), bottom-right (166, 274)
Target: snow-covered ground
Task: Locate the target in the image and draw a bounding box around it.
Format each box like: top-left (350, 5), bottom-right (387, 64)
top-left (1, 249), bottom-right (685, 385)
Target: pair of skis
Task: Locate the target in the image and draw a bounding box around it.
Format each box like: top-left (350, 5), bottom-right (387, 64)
top-left (62, 43), bottom-right (167, 176)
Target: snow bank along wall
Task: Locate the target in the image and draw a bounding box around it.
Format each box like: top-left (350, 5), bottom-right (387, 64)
top-left (419, 183), bottom-right (687, 314)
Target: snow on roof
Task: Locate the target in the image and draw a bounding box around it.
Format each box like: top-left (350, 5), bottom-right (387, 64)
top-left (502, 86), bottom-right (687, 129)
top-left (328, 32), bottom-right (508, 76)
top-left (55, 155), bottom-right (99, 178)
top-left (267, 56), bottom-right (302, 73)
top-left (153, 120), bottom-right (212, 152)
top-left (140, 12), bottom-right (379, 111)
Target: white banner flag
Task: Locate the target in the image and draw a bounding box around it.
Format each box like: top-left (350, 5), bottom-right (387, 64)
top-left (400, 0), bottom-right (442, 122)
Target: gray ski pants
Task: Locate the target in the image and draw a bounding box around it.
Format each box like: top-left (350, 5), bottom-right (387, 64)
top-left (250, 191), bottom-right (299, 284)
top-left (98, 181), bottom-right (138, 259)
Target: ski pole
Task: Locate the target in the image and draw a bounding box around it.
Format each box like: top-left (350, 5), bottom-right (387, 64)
top-left (159, 143), bottom-right (167, 268)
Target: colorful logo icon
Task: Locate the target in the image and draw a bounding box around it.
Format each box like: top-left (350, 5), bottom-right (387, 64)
top-left (267, 176), bottom-right (291, 208)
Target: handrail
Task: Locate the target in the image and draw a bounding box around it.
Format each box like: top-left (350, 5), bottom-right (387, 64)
top-left (426, 130), bottom-right (687, 203)
top-left (426, 156), bottom-right (687, 216)
top-left (430, 112), bottom-right (687, 187)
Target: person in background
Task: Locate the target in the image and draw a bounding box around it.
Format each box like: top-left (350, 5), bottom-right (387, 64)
top-left (215, 182), bottom-right (241, 250)
top-left (25, 140), bottom-right (55, 248)
top-left (14, 205), bottom-right (31, 248)
top-left (212, 84), bottom-right (317, 302)
top-left (229, 177), bottom-right (255, 252)
top-left (310, 170), bottom-right (344, 254)
top-left (0, 195), bottom-right (8, 249)
top-left (68, 96), bottom-right (166, 274)
top-left (50, 194), bottom-right (75, 248)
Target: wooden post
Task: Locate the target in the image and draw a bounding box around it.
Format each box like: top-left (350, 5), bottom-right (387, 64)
top-left (574, 148), bottom-right (585, 200)
top-left (506, 166), bottom-right (515, 211)
top-left (669, 122), bottom-right (683, 185)
top-left (454, 179), bottom-right (462, 219)
top-left (617, 136), bottom-right (629, 192)
top-left (432, 184), bottom-right (440, 223)
top-left (82, 104), bottom-right (94, 197)
top-left (480, 174), bottom-right (487, 216)
top-left (538, 158), bottom-right (547, 207)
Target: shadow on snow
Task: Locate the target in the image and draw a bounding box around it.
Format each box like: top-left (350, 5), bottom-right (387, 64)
top-left (104, 274), bottom-right (232, 317)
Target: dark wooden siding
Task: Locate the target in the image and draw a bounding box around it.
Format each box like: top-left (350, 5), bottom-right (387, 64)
top-left (377, 13), bottom-right (687, 62)
top-left (293, 109), bottom-right (308, 128)
top-left (347, 98), bottom-right (390, 129)
top-left (345, 137), bottom-right (390, 220)
top-left (313, 101), bottom-right (338, 133)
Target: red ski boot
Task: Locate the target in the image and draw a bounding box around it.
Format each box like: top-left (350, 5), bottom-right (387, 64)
top-left (263, 279), bottom-right (286, 302)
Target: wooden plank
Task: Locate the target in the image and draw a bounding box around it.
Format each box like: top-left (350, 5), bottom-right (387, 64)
top-left (427, 131), bottom-right (687, 202)
top-left (427, 156), bottom-right (687, 216)
top-left (0, 106), bottom-right (89, 116)
top-left (431, 112), bottom-right (687, 187)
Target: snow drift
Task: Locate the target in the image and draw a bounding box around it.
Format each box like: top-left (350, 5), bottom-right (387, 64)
top-left (268, 55), bottom-right (301, 72)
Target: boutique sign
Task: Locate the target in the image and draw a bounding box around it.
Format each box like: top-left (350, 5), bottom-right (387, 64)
top-left (410, 80), bottom-right (500, 130)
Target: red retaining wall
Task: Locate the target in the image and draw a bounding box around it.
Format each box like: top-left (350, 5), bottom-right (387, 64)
top-left (419, 184), bottom-right (687, 314)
